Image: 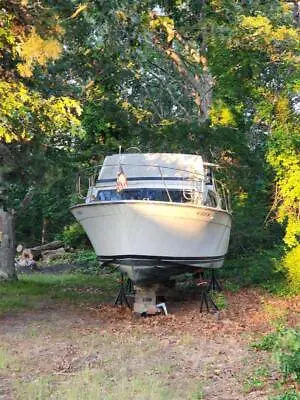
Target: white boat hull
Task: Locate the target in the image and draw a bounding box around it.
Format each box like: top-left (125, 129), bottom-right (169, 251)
top-left (71, 201), bottom-right (231, 283)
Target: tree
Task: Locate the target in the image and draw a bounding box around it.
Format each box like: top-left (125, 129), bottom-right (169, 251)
top-left (0, 1), bottom-right (83, 280)
top-left (61, 0), bottom-right (298, 277)
top-left (1, 0), bottom-right (298, 286)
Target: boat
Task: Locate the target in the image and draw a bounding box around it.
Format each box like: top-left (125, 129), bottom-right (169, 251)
top-left (71, 153), bottom-right (232, 285)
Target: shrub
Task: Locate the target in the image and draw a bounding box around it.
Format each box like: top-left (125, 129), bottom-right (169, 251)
top-left (283, 245), bottom-right (300, 293)
top-left (75, 249), bottom-right (101, 274)
top-left (275, 328), bottom-right (300, 381)
top-left (252, 331), bottom-right (279, 351)
top-left (62, 222), bottom-right (89, 248)
top-left (270, 390), bottom-right (300, 400)
top-left (222, 248), bottom-right (285, 288)
top-left (253, 327), bottom-right (300, 382)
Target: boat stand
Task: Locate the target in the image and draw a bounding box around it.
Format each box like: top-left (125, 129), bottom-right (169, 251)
top-left (199, 284), bottom-right (219, 313)
top-left (114, 273), bottom-right (133, 308)
top-left (207, 269), bottom-right (222, 292)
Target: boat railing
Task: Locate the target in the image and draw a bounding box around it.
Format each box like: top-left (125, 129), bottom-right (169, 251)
top-left (95, 162), bottom-right (205, 180)
top-left (157, 166), bottom-right (173, 202)
top-left (214, 179), bottom-right (231, 213)
top-left (78, 162), bottom-right (231, 212)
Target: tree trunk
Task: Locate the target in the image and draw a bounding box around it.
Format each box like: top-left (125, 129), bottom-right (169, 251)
top-left (30, 240), bottom-right (64, 259)
top-left (0, 208), bottom-right (17, 281)
top-left (41, 217), bottom-right (48, 245)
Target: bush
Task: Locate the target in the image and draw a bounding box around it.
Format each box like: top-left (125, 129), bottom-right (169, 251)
top-left (75, 249), bottom-right (101, 274)
top-left (283, 245), bottom-right (300, 293)
top-left (253, 327), bottom-right (300, 382)
top-left (221, 248), bottom-right (285, 289)
top-left (275, 328), bottom-right (300, 381)
top-left (252, 331), bottom-right (279, 351)
top-left (62, 222), bottom-right (90, 248)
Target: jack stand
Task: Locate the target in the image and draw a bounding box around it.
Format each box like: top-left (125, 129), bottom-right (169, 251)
top-left (125, 277), bottom-right (134, 296)
top-left (200, 284), bottom-right (219, 313)
top-left (114, 273), bottom-right (131, 308)
top-left (207, 269), bottom-right (222, 292)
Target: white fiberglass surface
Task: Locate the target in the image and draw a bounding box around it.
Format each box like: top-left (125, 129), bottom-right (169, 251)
top-left (71, 202), bottom-right (231, 258)
top-left (98, 153), bottom-right (204, 181)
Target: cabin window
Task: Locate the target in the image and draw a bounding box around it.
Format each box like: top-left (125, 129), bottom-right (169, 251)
top-left (97, 189), bottom-right (186, 203)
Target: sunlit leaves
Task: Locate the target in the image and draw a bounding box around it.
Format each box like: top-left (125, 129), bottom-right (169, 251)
top-left (119, 100), bottom-right (152, 123)
top-left (267, 130), bottom-right (300, 248)
top-left (0, 81), bottom-right (31, 142)
top-left (0, 11), bottom-right (16, 58)
top-left (283, 245), bottom-right (300, 290)
top-left (240, 15), bottom-right (273, 36)
top-left (0, 81), bottom-right (83, 144)
top-left (17, 29), bottom-right (62, 77)
top-left (210, 101), bottom-right (236, 127)
top-left (115, 10), bottom-right (128, 23)
top-left (149, 15), bottom-right (175, 43)
top-left (230, 15), bottom-right (299, 62)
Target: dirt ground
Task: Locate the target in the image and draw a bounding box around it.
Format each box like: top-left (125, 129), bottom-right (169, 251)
top-left (0, 278), bottom-right (299, 400)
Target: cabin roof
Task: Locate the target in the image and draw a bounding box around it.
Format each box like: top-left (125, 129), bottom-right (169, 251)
top-left (98, 153), bottom-right (204, 181)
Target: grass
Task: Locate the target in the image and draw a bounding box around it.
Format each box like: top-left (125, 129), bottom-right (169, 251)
top-left (15, 369), bottom-right (204, 400)
top-left (0, 272), bottom-right (118, 315)
top-left (1, 269), bottom-right (299, 400)
top-left (0, 347), bottom-right (13, 369)
top-left (269, 390), bottom-right (300, 400)
top-left (211, 291), bottom-right (227, 309)
top-left (250, 327), bottom-right (300, 398)
top-left (14, 332), bottom-right (205, 400)
top-left (243, 366), bottom-right (269, 393)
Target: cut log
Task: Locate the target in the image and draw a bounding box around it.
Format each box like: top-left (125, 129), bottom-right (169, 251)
top-left (30, 240), bottom-right (64, 259)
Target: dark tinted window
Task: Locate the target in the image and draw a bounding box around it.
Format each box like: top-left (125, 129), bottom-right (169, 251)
top-left (97, 189), bottom-right (184, 203)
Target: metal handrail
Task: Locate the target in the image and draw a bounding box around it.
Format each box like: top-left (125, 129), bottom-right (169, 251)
top-left (94, 162), bottom-right (205, 179)
top-left (158, 166), bottom-right (172, 202)
top-left (76, 162), bottom-right (231, 212)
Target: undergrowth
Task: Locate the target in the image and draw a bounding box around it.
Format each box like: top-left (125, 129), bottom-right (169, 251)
top-left (221, 247), bottom-right (299, 296)
top-left (270, 390), bottom-right (300, 400)
top-left (253, 327), bottom-right (300, 384)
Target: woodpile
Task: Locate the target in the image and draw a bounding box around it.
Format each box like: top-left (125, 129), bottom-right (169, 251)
top-left (29, 240), bottom-right (65, 259)
top-left (16, 240), bottom-right (68, 266)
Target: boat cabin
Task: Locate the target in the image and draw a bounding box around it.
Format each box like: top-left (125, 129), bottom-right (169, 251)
top-left (86, 153), bottom-right (229, 210)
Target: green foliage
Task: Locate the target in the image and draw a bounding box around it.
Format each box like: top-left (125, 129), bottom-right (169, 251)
top-left (253, 327), bottom-right (300, 382)
top-left (276, 329), bottom-right (300, 381)
top-left (71, 249), bottom-right (101, 274)
top-left (270, 390), bottom-right (300, 400)
top-left (221, 248), bottom-right (286, 290)
top-left (267, 129), bottom-right (300, 249)
top-left (283, 245), bottom-right (300, 292)
top-left (0, 81), bottom-right (83, 143)
top-left (62, 222), bottom-right (89, 249)
top-left (0, 2), bottom-right (85, 252)
top-left (211, 292), bottom-right (227, 310)
top-left (243, 375), bottom-right (265, 393)
top-left (0, 273), bottom-right (118, 315)
top-left (0, 0), bottom-right (299, 288)
top-left (253, 332), bottom-right (281, 351)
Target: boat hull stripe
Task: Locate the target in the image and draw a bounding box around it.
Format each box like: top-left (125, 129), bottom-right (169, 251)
top-left (98, 255), bottom-right (225, 261)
